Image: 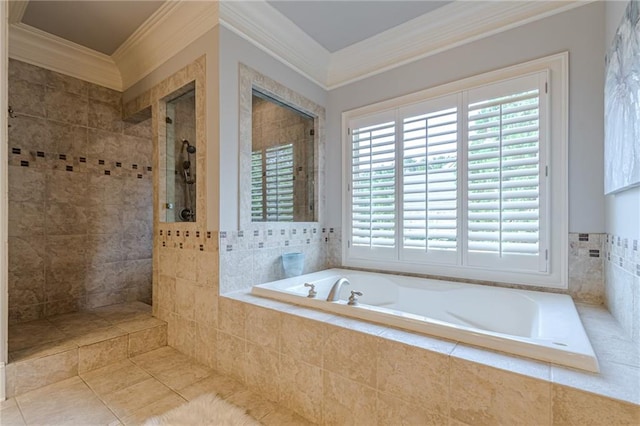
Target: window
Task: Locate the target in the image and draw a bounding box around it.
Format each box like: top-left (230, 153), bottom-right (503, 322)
top-left (251, 143), bottom-right (295, 221)
top-left (343, 54), bottom-right (567, 288)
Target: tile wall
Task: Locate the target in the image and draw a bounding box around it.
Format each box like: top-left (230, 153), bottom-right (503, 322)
top-left (219, 225), bottom-right (341, 293)
top-left (228, 227), bottom-right (603, 303)
top-left (154, 228), bottom-right (218, 369)
top-left (605, 233), bottom-right (640, 342)
top-left (7, 59), bottom-right (153, 323)
top-left (568, 232), bottom-right (605, 304)
top-left (216, 293), bottom-right (639, 425)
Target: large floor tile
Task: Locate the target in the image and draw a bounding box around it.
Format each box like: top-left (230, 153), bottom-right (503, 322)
top-left (16, 376), bottom-right (118, 426)
top-left (100, 377), bottom-right (175, 419)
top-left (176, 372), bottom-right (246, 400)
top-left (120, 393), bottom-right (186, 426)
top-left (0, 398), bottom-right (26, 426)
top-left (80, 359), bottom-right (151, 396)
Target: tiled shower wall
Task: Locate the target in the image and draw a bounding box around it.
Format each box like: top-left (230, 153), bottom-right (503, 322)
top-left (605, 233), bottom-right (640, 342)
top-left (7, 59), bottom-right (153, 323)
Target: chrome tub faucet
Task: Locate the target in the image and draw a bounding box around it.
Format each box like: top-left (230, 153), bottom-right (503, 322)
top-left (327, 277), bottom-right (349, 301)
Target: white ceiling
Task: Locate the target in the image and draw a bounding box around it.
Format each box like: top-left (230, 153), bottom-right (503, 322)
top-left (21, 1), bottom-right (164, 55)
top-left (8, 1), bottom-right (587, 91)
top-left (267, 1), bottom-right (450, 52)
top-left (18, 0), bottom-right (452, 56)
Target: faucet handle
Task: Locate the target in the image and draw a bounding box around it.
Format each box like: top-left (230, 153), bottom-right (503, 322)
top-left (304, 283), bottom-right (317, 298)
top-left (348, 290), bottom-right (363, 306)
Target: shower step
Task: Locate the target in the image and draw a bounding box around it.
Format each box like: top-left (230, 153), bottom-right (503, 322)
top-left (6, 302), bottom-right (167, 398)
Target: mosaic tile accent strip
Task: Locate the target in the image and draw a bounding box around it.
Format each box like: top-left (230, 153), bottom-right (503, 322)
top-left (606, 233), bottom-right (640, 277)
top-left (8, 148), bottom-right (153, 180)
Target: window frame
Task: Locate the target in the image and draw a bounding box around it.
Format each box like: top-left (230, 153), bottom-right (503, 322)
top-left (341, 53), bottom-right (568, 289)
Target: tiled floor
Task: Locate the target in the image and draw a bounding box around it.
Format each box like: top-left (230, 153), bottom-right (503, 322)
top-left (1, 346), bottom-right (315, 426)
top-left (6, 302), bottom-right (168, 397)
top-left (8, 302), bottom-right (157, 359)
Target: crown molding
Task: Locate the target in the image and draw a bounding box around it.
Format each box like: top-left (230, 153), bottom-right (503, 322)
top-left (5, 0), bottom-right (592, 93)
top-left (219, 0), bottom-right (330, 89)
top-left (326, 0), bottom-right (590, 89)
top-left (8, 23), bottom-right (122, 90)
top-left (113, 1), bottom-right (219, 90)
top-left (8, 0), bottom-right (28, 24)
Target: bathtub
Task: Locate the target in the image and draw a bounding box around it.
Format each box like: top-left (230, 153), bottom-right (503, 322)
top-left (251, 268), bottom-right (599, 373)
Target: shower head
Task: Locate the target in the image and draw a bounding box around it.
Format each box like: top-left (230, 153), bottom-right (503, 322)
top-left (182, 139), bottom-right (196, 154)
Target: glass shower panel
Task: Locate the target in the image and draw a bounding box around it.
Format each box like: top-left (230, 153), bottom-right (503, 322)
top-left (164, 82), bottom-right (196, 222)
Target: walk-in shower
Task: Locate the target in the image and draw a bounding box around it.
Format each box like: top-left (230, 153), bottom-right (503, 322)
top-left (163, 81), bottom-right (196, 222)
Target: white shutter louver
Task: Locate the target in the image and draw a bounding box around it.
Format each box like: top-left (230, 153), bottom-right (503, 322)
top-left (467, 74), bottom-right (545, 271)
top-left (251, 151), bottom-right (264, 221)
top-left (401, 96), bottom-right (459, 264)
top-left (265, 143), bottom-right (294, 221)
top-left (351, 119), bottom-right (397, 252)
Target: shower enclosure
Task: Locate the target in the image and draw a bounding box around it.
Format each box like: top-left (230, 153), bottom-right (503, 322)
top-left (164, 82), bottom-right (197, 222)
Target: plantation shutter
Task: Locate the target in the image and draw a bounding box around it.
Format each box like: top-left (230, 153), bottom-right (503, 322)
top-left (349, 111), bottom-right (397, 259)
top-left (466, 72), bottom-right (548, 272)
top-left (399, 95), bottom-right (460, 264)
top-left (251, 151), bottom-right (264, 221)
top-left (265, 143), bottom-right (294, 221)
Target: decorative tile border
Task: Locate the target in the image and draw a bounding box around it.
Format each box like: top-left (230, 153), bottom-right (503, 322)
top-left (605, 233), bottom-right (640, 277)
top-left (157, 227), bottom-right (217, 252)
top-left (219, 224), bottom-right (326, 252)
top-left (8, 148), bottom-right (153, 180)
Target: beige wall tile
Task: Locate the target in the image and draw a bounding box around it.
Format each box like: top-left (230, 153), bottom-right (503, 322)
top-left (170, 315), bottom-right (196, 358)
top-left (280, 314), bottom-right (326, 367)
top-left (216, 331), bottom-right (246, 383)
top-left (377, 339), bottom-right (449, 417)
top-left (128, 324), bottom-right (168, 357)
top-left (279, 355), bottom-right (322, 424)
top-left (449, 357), bottom-right (552, 425)
top-left (78, 335), bottom-right (128, 373)
top-left (377, 391), bottom-right (447, 425)
top-left (175, 249), bottom-right (197, 281)
top-left (218, 297), bottom-right (246, 338)
top-left (13, 348), bottom-right (78, 395)
top-left (175, 279), bottom-right (196, 320)
top-left (245, 305), bottom-right (280, 351)
top-left (194, 285), bottom-right (217, 326)
top-left (196, 250), bottom-right (219, 287)
top-left (322, 370), bottom-right (377, 426)
top-left (323, 325), bottom-right (379, 388)
top-left (157, 274), bottom-right (176, 313)
top-left (245, 342), bottom-right (280, 402)
top-left (552, 384), bottom-right (640, 425)
top-left (194, 322), bottom-right (217, 368)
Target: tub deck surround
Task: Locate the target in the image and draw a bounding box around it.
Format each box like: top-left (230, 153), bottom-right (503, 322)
top-left (221, 290), bottom-right (639, 424)
top-left (252, 269), bottom-right (599, 373)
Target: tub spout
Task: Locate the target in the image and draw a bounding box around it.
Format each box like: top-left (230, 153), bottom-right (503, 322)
top-left (327, 278), bottom-right (349, 301)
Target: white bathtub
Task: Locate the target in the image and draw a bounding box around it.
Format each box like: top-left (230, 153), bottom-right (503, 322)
top-left (251, 268), bottom-right (599, 372)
